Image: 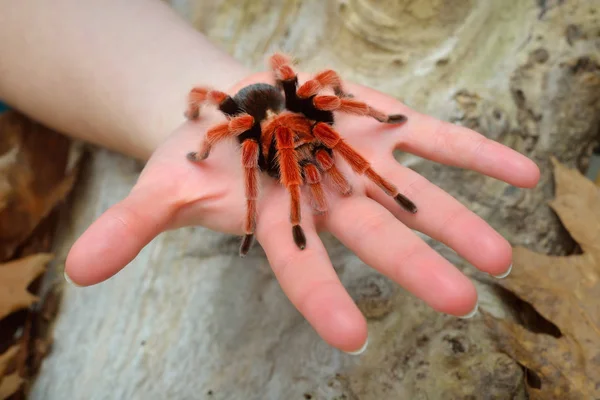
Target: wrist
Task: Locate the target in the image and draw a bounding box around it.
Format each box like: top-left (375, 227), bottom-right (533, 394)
top-left (147, 70), bottom-right (270, 159)
top-left (135, 54), bottom-right (252, 160)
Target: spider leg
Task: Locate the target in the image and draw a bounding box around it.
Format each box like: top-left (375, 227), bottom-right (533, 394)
top-left (313, 122), bottom-right (417, 213)
top-left (240, 139), bottom-right (260, 257)
top-left (297, 69), bottom-right (352, 99)
top-left (269, 53), bottom-right (298, 83)
top-left (268, 53), bottom-right (304, 113)
top-left (313, 95), bottom-right (407, 125)
top-left (274, 126), bottom-right (306, 250)
top-left (269, 54), bottom-right (354, 114)
top-left (187, 113), bottom-right (254, 162)
top-left (314, 148), bottom-right (353, 196)
top-left (303, 162), bottom-right (328, 215)
top-left (185, 87), bottom-right (240, 120)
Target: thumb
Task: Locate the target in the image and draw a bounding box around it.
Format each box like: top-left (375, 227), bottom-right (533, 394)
top-left (65, 188), bottom-right (173, 286)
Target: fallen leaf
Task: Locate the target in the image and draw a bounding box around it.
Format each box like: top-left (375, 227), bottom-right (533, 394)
top-left (0, 346), bottom-right (21, 400)
top-left (0, 254), bottom-right (53, 320)
top-left (28, 284), bottom-right (61, 376)
top-left (0, 111), bottom-right (77, 261)
top-left (28, 337), bottom-right (53, 378)
top-left (0, 110), bottom-right (80, 399)
top-left (485, 158), bottom-right (600, 398)
top-left (0, 346), bottom-right (19, 378)
top-left (0, 372), bottom-right (23, 400)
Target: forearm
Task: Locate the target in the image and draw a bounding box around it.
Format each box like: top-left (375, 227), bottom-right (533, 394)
top-left (0, 0), bottom-right (250, 159)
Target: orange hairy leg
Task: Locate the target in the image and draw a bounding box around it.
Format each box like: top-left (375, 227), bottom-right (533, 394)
top-left (269, 52), bottom-right (297, 81)
top-left (187, 114), bottom-right (254, 162)
top-left (184, 86), bottom-right (236, 120)
top-left (314, 149), bottom-right (352, 196)
top-left (268, 54), bottom-right (351, 100)
top-left (303, 163), bottom-right (327, 214)
top-left (313, 96), bottom-right (407, 125)
top-left (297, 69), bottom-right (351, 98)
top-left (313, 122), bottom-right (417, 213)
top-left (239, 140), bottom-right (260, 256)
top-left (261, 112), bottom-right (312, 157)
top-left (274, 126), bottom-right (306, 249)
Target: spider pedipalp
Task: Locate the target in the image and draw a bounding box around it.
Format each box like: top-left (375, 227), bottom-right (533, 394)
top-left (185, 53), bottom-right (416, 256)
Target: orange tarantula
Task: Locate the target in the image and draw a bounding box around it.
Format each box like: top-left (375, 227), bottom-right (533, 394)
top-left (185, 53), bottom-right (417, 256)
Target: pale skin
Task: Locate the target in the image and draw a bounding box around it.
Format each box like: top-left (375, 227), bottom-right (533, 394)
top-left (0, 0), bottom-right (540, 353)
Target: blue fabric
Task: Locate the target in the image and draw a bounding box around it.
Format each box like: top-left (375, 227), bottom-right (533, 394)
top-left (0, 102), bottom-right (9, 114)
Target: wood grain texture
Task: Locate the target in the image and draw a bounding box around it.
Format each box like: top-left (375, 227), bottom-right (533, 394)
top-left (32, 1), bottom-right (600, 399)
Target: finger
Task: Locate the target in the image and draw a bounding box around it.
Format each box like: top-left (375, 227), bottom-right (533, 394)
top-left (367, 161), bottom-right (512, 277)
top-left (340, 83), bottom-right (539, 188)
top-left (255, 193), bottom-right (368, 353)
top-left (326, 196), bottom-right (478, 317)
top-left (395, 113), bottom-right (540, 188)
top-left (65, 187), bottom-right (173, 286)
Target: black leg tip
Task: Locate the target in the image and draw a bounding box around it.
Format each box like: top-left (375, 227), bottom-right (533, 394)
top-left (292, 225), bottom-right (306, 250)
top-left (334, 88), bottom-right (354, 98)
top-left (394, 193), bottom-right (417, 213)
top-left (239, 234), bottom-right (254, 257)
top-left (387, 114), bottom-right (408, 124)
top-left (341, 187), bottom-right (353, 197)
top-left (187, 151), bottom-right (209, 162)
top-left (184, 110), bottom-right (199, 120)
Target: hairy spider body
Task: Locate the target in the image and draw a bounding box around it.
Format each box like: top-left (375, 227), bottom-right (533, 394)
top-left (185, 53), bottom-right (417, 256)
top-left (217, 83), bottom-right (286, 175)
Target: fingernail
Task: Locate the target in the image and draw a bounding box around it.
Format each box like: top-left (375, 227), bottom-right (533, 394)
top-left (64, 271), bottom-right (82, 287)
top-left (345, 335), bottom-right (369, 356)
top-left (458, 302), bottom-right (479, 319)
top-left (493, 263), bottom-right (512, 279)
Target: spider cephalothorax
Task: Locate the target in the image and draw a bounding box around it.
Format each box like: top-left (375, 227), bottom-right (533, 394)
top-left (185, 53), bottom-right (417, 256)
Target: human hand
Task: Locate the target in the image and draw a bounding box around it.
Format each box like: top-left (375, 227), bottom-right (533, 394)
top-left (65, 71), bottom-right (540, 354)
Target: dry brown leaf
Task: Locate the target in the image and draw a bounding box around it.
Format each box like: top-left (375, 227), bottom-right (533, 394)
top-left (0, 110), bottom-right (80, 399)
top-left (0, 254), bottom-right (53, 320)
top-left (0, 346), bottom-right (21, 400)
top-left (0, 346), bottom-right (19, 379)
top-left (0, 372), bottom-right (23, 400)
top-left (0, 111), bottom-right (77, 261)
top-left (485, 158), bottom-right (600, 399)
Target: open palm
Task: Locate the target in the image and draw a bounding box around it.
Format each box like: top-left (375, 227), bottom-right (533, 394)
top-left (65, 71), bottom-right (540, 353)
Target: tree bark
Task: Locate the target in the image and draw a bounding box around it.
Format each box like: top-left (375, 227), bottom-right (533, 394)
top-left (32, 1), bottom-right (600, 399)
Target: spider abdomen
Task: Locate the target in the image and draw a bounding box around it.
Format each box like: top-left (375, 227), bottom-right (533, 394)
top-left (232, 83), bottom-right (285, 122)
top-left (230, 83), bottom-right (288, 175)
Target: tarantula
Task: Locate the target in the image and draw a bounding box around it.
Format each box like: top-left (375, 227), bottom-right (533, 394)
top-left (185, 53), bottom-right (417, 257)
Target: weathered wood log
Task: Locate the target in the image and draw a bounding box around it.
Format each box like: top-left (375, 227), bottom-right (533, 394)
top-left (32, 1), bottom-right (600, 399)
